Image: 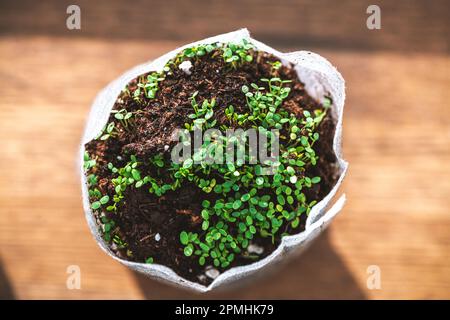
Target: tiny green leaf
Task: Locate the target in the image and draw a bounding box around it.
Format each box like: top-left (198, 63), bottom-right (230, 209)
top-left (91, 201), bottom-right (101, 210)
top-left (184, 245), bottom-right (193, 257)
top-left (180, 231), bottom-right (189, 245)
top-left (99, 195), bottom-right (109, 205)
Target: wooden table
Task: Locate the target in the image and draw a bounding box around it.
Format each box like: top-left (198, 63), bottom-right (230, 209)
top-left (0, 0), bottom-right (449, 299)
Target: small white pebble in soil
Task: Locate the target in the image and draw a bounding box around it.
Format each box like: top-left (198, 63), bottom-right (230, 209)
top-left (164, 145), bottom-right (169, 151)
top-left (154, 233), bottom-right (161, 242)
top-left (205, 266), bottom-right (220, 279)
top-left (178, 60), bottom-right (193, 75)
top-left (117, 155), bottom-right (123, 161)
top-left (247, 243), bottom-right (264, 255)
top-left (197, 274), bottom-right (207, 282)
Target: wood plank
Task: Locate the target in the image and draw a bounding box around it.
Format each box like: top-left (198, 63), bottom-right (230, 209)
top-left (0, 0), bottom-right (448, 53)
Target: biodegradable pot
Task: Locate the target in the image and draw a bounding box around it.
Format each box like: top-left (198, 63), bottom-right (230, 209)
top-left (79, 29), bottom-right (348, 292)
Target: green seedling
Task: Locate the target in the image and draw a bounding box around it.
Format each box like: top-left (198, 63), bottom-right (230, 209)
top-left (134, 72), bottom-right (165, 101)
top-left (222, 39), bottom-right (254, 69)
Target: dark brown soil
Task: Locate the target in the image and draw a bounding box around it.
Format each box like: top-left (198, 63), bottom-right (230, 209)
top-left (85, 48), bottom-right (338, 285)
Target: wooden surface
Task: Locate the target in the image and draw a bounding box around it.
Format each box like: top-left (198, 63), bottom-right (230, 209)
top-left (0, 0), bottom-right (449, 299)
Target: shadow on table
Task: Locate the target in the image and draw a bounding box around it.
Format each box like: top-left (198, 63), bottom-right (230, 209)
top-left (132, 230), bottom-right (366, 299)
top-left (0, 257), bottom-right (15, 300)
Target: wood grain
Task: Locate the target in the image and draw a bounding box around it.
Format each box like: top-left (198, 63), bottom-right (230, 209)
top-left (0, 0), bottom-right (449, 300)
top-left (0, 0), bottom-right (448, 53)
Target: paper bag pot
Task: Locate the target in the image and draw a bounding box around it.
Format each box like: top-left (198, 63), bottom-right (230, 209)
top-left (80, 29), bottom-right (348, 292)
